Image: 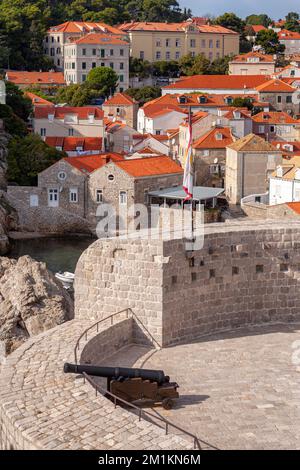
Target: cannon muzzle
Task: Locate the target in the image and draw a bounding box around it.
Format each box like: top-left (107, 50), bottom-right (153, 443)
top-left (64, 362), bottom-right (168, 384)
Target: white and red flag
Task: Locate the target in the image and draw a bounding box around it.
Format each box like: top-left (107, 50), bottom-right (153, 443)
top-left (182, 116), bottom-right (193, 200)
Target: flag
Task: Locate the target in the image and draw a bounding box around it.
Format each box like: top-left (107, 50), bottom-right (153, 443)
top-left (183, 118), bottom-right (193, 200)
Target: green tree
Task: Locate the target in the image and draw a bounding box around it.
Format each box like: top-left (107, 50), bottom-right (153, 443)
top-left (232, 97), bottom-right (253, 110)
top-left (214, 12), bottom-right (245, 34)
top-left (7, 133), bottom-right (65, 185)
top-left (125, 86), bottom-right (161, 105)
top-left (4, 82), bottom-right (32, 122)
top-left (245, 14), bottom-right (272, 27)
top-left (0, 104), bottom-right (28, 137)
top-left (86, 67), bottom-right (119, 97)
top-left (55, 83), bottom-right (95, 106)
top-left (255, 29), bottom-right (285, 54)
top-left (209, 56), bottom-right (231, 75)
top-left (284, 12), bottom-right (300, 32)
top-left (129, 57), bottom-right (152, 78)
top-left (152, 60), bottom-right (179, 77)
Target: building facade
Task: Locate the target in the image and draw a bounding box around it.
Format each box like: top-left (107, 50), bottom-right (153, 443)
top-left (119, 20), bottom-right (239, 63)
top-left (269, 157), bottom-right (300, 205)
top-left (229, 52), bottom-right (275, 75)
top-left (64, 33), bottom-right (130, 91)
top-left (102, 93), bottom-right (139, 129)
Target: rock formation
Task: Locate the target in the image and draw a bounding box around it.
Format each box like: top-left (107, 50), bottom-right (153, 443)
top-left (0, 255), bottom-right (74, 356)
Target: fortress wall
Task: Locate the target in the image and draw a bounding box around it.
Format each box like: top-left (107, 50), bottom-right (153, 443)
top-left (75, 221), bottom-right (300, 347)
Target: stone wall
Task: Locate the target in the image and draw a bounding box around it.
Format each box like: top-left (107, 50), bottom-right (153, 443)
top-left (242, 201), bottom-right (300, 220)
top-left (75, 221), bottom-right (300, 346)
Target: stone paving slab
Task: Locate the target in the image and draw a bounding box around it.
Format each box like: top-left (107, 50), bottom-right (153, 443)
top-left (107, 323), bottom-right (300, 450)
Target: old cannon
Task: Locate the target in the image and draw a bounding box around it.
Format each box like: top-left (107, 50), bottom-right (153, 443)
top-left (64, 362), bottom-right (179, 409)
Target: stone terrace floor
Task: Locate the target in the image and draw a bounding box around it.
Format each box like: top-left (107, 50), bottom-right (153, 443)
top-left (107, 323), bottom-right (300, 450)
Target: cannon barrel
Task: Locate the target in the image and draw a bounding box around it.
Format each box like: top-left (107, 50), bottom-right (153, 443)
top-left (64, 363), bottom-right (168, 384)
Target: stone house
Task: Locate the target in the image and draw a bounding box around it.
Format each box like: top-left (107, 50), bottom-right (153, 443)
top-left (23, 154), bottom-right (183, 226)
top-left (251, 111), bottom-right (300, 142)
top-left (178, 111), bottom-right (214, 162)
top-left (133, 134), bottom-right (170, 156)
top-left (255, 79), bottom-right (299, 115)
top-left (191, 126), bottom-right (235, 187)
top-left (275, 64), bottom-right (300, 79)
top-left (228, 51), bottom-right (275, 76)
top-left (33, 106), bottom-right (104, 139)
top-left (217, 107), bottom-right (253, 139)
top-left (102, 93), bottom-right (139, 129)
top-left (278, 29), bottom-right (300, 56)
top-left (105, 120), bottom-right (141, 153)
top-left (137, 103), bottom-right (187, 135)
top-left (225, 134), bottom-right (282, 205)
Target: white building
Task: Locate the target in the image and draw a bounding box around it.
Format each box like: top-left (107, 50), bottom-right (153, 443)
top-left (64, 33), bottom-right (130, 92)
top-left (137, 105), bottom-right (187, 135)
top-left (269, 156), bottom-right (300, 205)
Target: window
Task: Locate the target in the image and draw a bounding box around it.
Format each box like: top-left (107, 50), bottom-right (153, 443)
top-left (68, 128), bottom-right (74, 136)
top-left (286, 95), bottom-right (292, 103)
top-left (30, 195), bottom-right (39, 207)
top-left (201, 39), bottom-right (206, 48)
top-left (72, 62), bottom-right (75, 69)
top-left (57, 36), bottom-right (60, 43)
top-left (216, 40), bottom-right (220, 48)
top-left (119, 74), bottom-right (124, 82)
top-left (108, 174), bottom-right (114, 181)
top-left (155, 130), bottom-right (161, 135)
top-left (190, 39), bottom-right (196, 48)
top-left (119, 191), bottom-right (127, 205)
top-left (56, 47), bottom-right (61, 54)
top-left (69, 188), bottom-right (78, 203)
top-left (96, 190), bottom-right (103, 203)
top-left (277, 96), bottom-right (282, 103)
top-left (101, 62), bottom-right (105, 67)
top-left (258, 125), bottom-right (265, 134)
top-left (209, 39), bottom-right (213, 48)
top-left (175, 38), bottom-right (180, 47)
top-left (166, 39), bottom-right (170, 47)
top-left (82, 48), bottom-right (86, 56)
top-left (92, 62), bottom-right (96, 68)
top-left (110, 49), bottom-right (114, 56)
top-left (57, 59), bottom-right (60, 66)
top-left (156, 39), bottom-right (161, 47)
top-left (82, 62), bottom-right (86, 69)
top-left (46, 37), bottom-right (49, 43)
top-left (166, 51), bottom-right (170, 60)
top-left (140, 51), bottom-right (144, 59)
top-left (101, 49), bottom-right (105, 58)
top-left (110, 62), bottom-right (114, 69)
top-left (51, 36), bottom-right (54, 43)
top-left (191, 51), bottom-right (195, 57)
top-left (175, 51), bottom-right (180, 60)
top-left (50, 48), bottom-right (55, 56)
top-left (82, 74), bottom-right (87, 81)
top-left (270, 125), bottom-right (275, 133)
top-left (58, 171), bottom-right (66, 181)
top-left (120, 49), bottom-right (124, 56)
top-left (120, 62), bottom-right (124, 70)
top-left (40, 128), bottom-right (46, 136)
top-left (92, 48), bottom-right (97, 55)
top-left (156, 51), bottom-right (161, 60)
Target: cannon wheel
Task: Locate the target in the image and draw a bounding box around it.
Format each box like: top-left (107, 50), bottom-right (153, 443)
top-left (162, 398), bottom-right (174, 410)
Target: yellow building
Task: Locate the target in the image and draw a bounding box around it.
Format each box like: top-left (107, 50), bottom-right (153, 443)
top-left (119, 19), bottom-right (239, 62)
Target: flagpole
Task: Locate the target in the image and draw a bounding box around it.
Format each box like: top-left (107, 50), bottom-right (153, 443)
top-left (189, 106), bottom-right (194, 240)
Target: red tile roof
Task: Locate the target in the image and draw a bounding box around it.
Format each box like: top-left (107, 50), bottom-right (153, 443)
top-left (250, 25), bottom-right (267, 33)
top-left (143, 92), bottom-right (260, 109)
top-left (278, 29), bottom-right (300, 40)
top-left (34, 105), bottom-right (104, 119)
top-left (65, 153), bottom-right (124, 173)
top-left (252, 111), bottom-right (299, 124)
top-left (69, 32), bottom-right (128, 45)
top-left (255, 78), bottom-right (296, 92)
top-left (115, 156), bottom-right (183, 177)
top-left (142, 103), bottom-right (187, 118)
top-left (45, 137), bottom-right (103, 152)
top-left (119, 21), bottom-right (237, 35)
top-left (48, 21), bottom-right (123, 35)
top-left (192, 127), bottom-right (234, 149)
top-left (231, 51), bottom-right (274, 63)
top-left (286, 202), bottom-right (300, 214)
top-left (6, 71), bottom-right (65, 86)
top-left (103, 93), bottom-right (137, 106)
top-left (164, 75), bottom-right (269, 91)
top-left (25, 92), bottom-right (54, 107)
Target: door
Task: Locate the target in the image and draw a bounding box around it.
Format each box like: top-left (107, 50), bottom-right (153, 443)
top-left (48, 189), bottom-right (59, 207)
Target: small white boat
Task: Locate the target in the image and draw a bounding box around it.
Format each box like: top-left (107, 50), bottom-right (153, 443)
top-left (55, 271), bottom-right (75, 289)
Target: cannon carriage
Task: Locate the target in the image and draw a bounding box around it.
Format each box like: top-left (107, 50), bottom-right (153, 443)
top-left (64, 363), bottom-right (179, 409)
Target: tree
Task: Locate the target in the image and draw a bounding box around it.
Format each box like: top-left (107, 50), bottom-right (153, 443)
top-left (86, 67), bottom-right (119, 97)
top-left (255, 29), bottom-right (285, 54)
top-left (125, 86), bottom-right (161, 105)
top-left (245, 14), bottom-right (272, 27)
top-left (129, 57), bottom-right (152, 78)
top-left (284, 12), bottom-right (300, 32)
top-left (4, 82), bottom-right (32, 121)
top-left (214, 12), bottom-right (245, 34)
top-left (0, 104), bottom-right (28, 137)
top-left (152, 60), bottom-right (179, 77)
top-left (232, 97), bottom-right (253, 110)
top-left (209, 56), bottom-right (231, 75)
top-left (7, 133), bottom-right (65, 185)
top-left (55, 83), bottom-right (95, 106)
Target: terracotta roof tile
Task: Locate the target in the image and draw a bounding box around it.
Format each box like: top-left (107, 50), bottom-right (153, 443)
top-left (164, 75), bottom-right (269, 91)
top-left (68, 32), bottom-right (128, 45)
top-left (65, 153), bottom-right (124, 173)
top-left (25, 92), bottom-right (54, 106)
top-left (250, 25), bottom-right (267, 33)
top-left (48, 21), bottom-right (123, 35)
top-left (119, 21), bottom-right (238, 35)
top-left (115, 156), bottom-right (183, 177)
top-left (227, 133), bottom-right (281, 152)
top-left (251, 111), bottom-right (299, 124)
top-left (103, 93), bottom-right (137, 106)
top-left (286, 202), bottom-right (300, 214)
top-left (34, 106), bottom-right (104, 119)
top-left (255, 78), bottom-right (296, 92)
top-left (278, 29), bottom-right (300, 40)
top-left (45, 137), bottom-right (102, 152)
top-left (193, 127), bottom-right (234, 149)
top-left (230, 51), bottom-right (274, 63)
top-left (6, 71), bottom-right (65, 85)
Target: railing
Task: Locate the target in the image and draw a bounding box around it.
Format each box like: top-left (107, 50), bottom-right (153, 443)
top-left (82, 372), bottom-right (206, 450)
top-left (74, 308), bottom-right (161, 364)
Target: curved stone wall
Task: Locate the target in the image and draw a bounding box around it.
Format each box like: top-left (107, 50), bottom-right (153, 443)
top-left (75, 220), bottom-right (300, 346)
